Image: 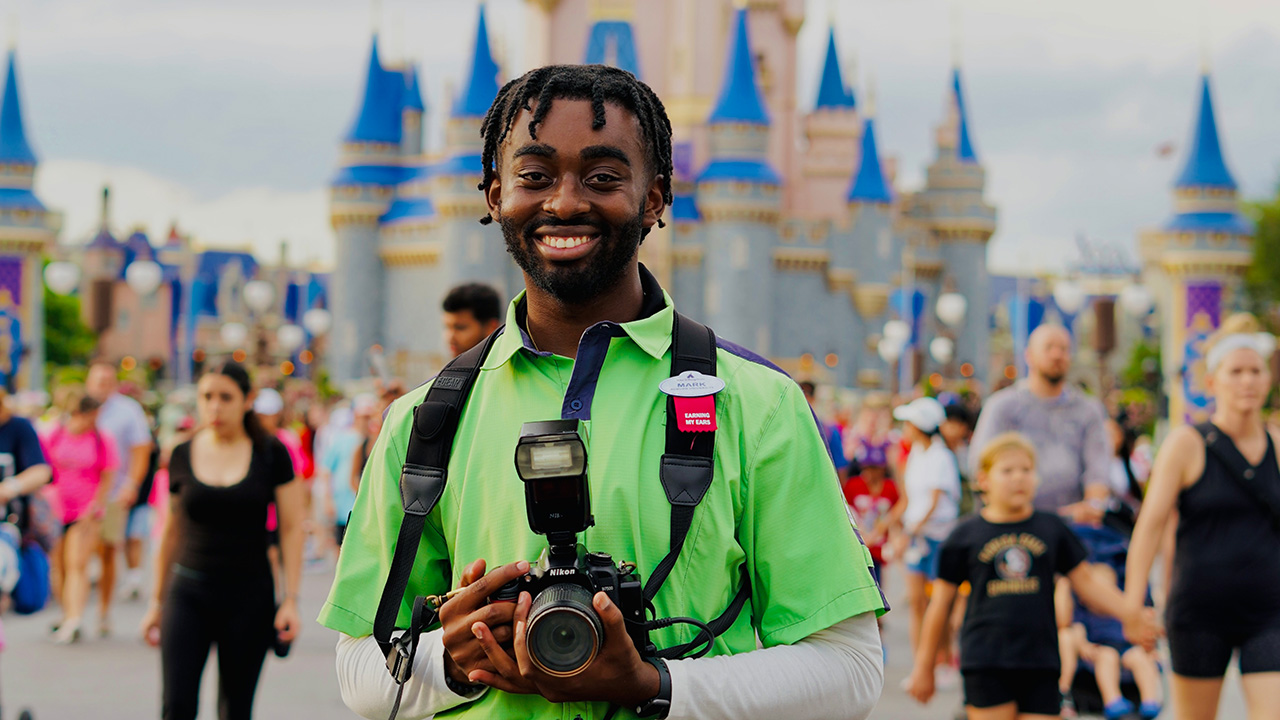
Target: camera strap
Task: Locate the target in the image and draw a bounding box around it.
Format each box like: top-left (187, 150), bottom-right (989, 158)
top-left (643, 313), bottom-right (753, 657)
top-left (374, 327), bottom-right (505, 684)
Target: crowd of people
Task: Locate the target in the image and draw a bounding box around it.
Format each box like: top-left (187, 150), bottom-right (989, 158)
top-left (2, 59), bottom-right (1280, 720)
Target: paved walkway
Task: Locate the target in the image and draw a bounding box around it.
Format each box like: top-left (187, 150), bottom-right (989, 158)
top-left (3, 557), bottom-right (1246, 719)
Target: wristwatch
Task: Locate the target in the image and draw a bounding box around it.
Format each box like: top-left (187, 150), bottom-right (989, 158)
top-left (634, 656), bottom-right (671, 719)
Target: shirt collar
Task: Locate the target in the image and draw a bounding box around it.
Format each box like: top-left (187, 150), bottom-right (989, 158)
top-left (482, 264), bottom-right (675, 369)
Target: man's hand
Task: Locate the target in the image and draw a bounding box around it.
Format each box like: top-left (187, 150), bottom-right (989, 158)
top-left (470, 589), bottom-right (659, 707)
top-left (1060, 501), bottom-right (1105, 527)
top-left (438, 559), bottom-right (530, 688)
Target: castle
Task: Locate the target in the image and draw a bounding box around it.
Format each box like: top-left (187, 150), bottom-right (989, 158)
top-left (328, 0), bottom-right (997, 386)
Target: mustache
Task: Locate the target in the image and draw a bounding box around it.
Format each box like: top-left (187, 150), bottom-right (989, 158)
top-left (522, 217), bottom-right (607, 237)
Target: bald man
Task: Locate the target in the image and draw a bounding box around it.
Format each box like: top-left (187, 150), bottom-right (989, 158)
top-left (969, 325), bottom-right (1112, 524)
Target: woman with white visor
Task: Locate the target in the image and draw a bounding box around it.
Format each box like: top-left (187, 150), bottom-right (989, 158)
top-left (1125, 313), bottom-right (1280, 719)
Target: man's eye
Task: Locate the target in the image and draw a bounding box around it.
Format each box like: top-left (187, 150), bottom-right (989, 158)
top-left (589, 173), bottom-right (621, 183)
top-left (519, 172), bottom-right (549, 183)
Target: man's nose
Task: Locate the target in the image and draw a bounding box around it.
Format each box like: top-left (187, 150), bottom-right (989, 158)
top-left (542, 175), bottom-right (589, 218)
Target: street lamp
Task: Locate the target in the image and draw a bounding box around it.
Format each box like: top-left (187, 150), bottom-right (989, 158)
top-left (124, 260), bottom-right (163, 297)
top-left (277, 324), bottom-right (305, 354)
top-left (303, 308), bottom-right (332, 336)
top-left (1052, 279), bottom-right (1086, 316)
top-left (44, 261), bottom-right (80, 296)
top-left (936, 293), bottom-right (967, 330)
top-left (930, 336), bottom-right (954, 364)
top-left (883, 319), bottom-right (910, 346)
top-left (1119, 285), bottom-right (1153, 318)
top-left (243, 279), bottom-right (275, 315)
top-left (220, 321), bottom-right (249, 349)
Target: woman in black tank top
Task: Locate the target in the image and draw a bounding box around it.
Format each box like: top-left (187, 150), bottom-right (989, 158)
top-left (1125, 314), bottom-right (1280, 719)
top-left (139, 362), bottom-right (307, 719)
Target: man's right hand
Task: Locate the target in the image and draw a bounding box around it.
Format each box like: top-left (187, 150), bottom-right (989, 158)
top-left (439, 559), bottom-right (530, 686)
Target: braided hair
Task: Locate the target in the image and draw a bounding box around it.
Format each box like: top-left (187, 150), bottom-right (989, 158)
top-left (477, 64), bottom-right (674, 228)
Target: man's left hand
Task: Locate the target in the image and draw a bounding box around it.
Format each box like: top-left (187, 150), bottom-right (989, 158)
top-left (470, 590), bottom-right (659, 707)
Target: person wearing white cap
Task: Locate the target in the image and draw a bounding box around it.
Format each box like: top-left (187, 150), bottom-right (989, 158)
top-left (888, 397), bottom-right (961, 680)
top-left (254, 388), bottom-right (306, 597)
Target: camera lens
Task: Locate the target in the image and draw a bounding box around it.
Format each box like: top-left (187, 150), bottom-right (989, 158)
top-left (526, 583), bottom-right (603, 677)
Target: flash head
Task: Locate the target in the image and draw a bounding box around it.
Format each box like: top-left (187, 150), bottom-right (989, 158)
top-left (515, 420), bottom-right (592, 538)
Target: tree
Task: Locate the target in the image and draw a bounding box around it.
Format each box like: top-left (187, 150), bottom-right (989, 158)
top-left (44, 282), bottom-right (97, 371)
top-left (1244, 185), bottom-right (1280, 322)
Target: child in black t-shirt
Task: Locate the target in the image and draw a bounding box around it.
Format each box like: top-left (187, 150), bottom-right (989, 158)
top-left (905, 432), bottom-right (1161, 719)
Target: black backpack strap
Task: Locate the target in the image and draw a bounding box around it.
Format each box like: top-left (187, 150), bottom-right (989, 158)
top-left (644, 312), bottom-right (718, 603)
top-left (373, 327), bottom-right (503, 680)
top-left (1196, 422), bottom-right (1280, 531)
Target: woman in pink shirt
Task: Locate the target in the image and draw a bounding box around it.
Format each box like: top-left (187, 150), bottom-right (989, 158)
top-left (43, 389), bottom-right (119, 643)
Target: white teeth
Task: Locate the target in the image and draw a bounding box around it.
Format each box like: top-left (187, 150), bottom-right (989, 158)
top-left (543, 236), bottom-right (593, 249)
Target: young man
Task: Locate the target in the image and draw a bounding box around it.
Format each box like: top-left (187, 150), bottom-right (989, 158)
top-left (321, 65), bottom-right (885, 720)
top-left (85, 361), bottom-right (153, 633)
top-left (442, 283), bottom-right (503, 358)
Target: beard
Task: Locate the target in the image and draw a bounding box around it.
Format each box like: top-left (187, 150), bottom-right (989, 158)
top-left (1040, 369), bottom-right (1067, 385)
top-left (501, 206), bottom-right (645, 305)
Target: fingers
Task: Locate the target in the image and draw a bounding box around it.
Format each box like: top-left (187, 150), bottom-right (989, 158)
top-left (462, 560), bottom-right (531, 603)
top-left (592, 592), bottom-right (631, 654)
top-left (471, 621), bottom-right (534, 694)
top-left (511, 591), bottom-right (535, 675)
top-left (460, 559), bottom-right (487, 588)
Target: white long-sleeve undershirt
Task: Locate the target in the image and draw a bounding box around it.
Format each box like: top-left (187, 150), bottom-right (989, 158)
top-left (334, 611), bottom-right (884, 720)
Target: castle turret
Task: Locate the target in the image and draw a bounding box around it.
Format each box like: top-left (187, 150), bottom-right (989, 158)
top-left (328, 34), bottom-right (403, 381)
top-left (434, 3), bottom-right (508, 298)
top-left (696, 6), bottom-right (780, 352)
top-left (798, 25), bottom-right (861, 222)
top-left (1143, 71), bottom-right (1252, 424)
top-left (400, 65), bottom-right (425, 157)
top-left (0, 48), bottom-right (56, 389)
top-left (903, 64), bottom-right (995, 378)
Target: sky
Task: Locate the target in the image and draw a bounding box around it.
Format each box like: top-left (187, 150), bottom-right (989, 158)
top-left (11, 0), bottom-right (1280, 273)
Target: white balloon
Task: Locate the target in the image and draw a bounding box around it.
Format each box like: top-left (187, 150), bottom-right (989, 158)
top-left (125, 260), bottom-right (163, 296)
top-left (883, 319), bottom-right (911, 344)
top-left (930, 336), bottom-right (955, 364)
top-left (1119, 285), bottom-right (1153, 318)
top-left (243, 280), bottom-right (276, 314)
top-left (303, 308), bottom-right (333, 336)
top-left (936, 293), bottom-right (968, 329)
top-left (220, 321), bottom-right (249, 348)
top-left (277, 324), bottom-right (306, 352)
top-left (1053, 280), bottom-right (1086, 315)
top-left (877, 337), bottom-right (903, 363)
top-left (44, 261), bottom-right (81, 295)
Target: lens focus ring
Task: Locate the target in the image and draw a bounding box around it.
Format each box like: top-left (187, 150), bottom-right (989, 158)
top-left (525, 583), bottom-right (603, 677)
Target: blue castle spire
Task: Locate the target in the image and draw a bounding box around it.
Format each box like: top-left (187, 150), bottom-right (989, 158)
top-left (454, 4), bottom-right (500, 119)
top-left (585, 20), bottom-right (641, 78)
top-left (708, 8), bottom-right (769, 125)
top-left (814, 28), bottom-right (855, 110)
top-left (344, 36), bottom-right (403, 145)
top-left (1174, 75), bottom-right (1236, 189)
top-left (952, 68), bottom-right (977, 163)
top-left (0, 50), bottom-right (36, 165)
top-left (848, 116), bottom-right (890, 203)
top-left (403, 65), bottom-right (425, 113)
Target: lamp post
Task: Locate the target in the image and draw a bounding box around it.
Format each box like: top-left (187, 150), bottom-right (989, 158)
top-left (243, 279), bottom-right (276, 370)
top-left (44, 261), bottom-right (81, 296)
top-left (302, 307), bottom-right (333, 378)
top-left (935, 291), bottom-right (967, 377)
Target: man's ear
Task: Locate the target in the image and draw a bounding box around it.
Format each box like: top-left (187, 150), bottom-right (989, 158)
top-left (485, 177), bottom-right (503, 224)
top-left (642, 174), bottom-right (667, 229)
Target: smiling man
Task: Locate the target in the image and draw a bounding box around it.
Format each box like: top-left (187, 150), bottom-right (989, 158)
top-left (321, 65), bottom-right (885, 720)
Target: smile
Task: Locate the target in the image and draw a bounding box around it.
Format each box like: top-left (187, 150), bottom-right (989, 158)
top-left (538, 235), bottom-right (597, 249)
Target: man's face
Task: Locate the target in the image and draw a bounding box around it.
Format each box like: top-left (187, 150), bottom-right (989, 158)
top-left (86, 364), bottom-right (116, 403)
top-left (443, 310), bottom-right (497, 358)
top-left (486, 98), bottom-right (666, 305)
top-left (1026, 327), bottom-right (1072, 384)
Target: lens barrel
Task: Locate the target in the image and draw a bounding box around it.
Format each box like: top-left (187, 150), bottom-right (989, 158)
top-left (525, 583), bottom-right (603, 677)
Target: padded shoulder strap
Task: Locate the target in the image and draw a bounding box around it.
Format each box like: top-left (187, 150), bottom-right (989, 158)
top-left (373, 327), bottom-right (503, 657)
top-left (645, 313), bottom-right (719, 604)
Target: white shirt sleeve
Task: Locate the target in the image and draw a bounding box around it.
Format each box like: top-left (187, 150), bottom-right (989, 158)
top-left (335, 629), bottom-right (485, 720)
top-left (667, 611), bottom-right (884, 720)
top-left (336, 612), bottom-right (882, 720)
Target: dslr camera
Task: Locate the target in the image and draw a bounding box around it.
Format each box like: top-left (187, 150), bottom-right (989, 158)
top-left (491, 420), bottom-right (651, 677)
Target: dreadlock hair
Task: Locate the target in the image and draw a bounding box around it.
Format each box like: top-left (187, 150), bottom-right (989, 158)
top-left (477, 64), bottom-right (674, 229)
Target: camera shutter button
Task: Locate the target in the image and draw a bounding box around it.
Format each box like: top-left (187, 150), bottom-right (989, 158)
top-left (586, 552), bottom-right (613, 566)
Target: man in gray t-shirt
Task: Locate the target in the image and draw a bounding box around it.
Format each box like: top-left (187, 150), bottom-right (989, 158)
top-left (969, 325), bottom-right (1112, 522)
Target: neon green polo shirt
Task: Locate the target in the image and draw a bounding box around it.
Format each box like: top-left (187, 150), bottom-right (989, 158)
top-left (320, 269), bottom-right (884, 720)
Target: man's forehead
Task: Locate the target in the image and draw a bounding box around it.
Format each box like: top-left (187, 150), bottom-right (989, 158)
top-left (502, 97), bottom-right (643, 151)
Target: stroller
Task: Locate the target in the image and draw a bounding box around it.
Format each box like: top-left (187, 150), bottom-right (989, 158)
top-left (1065, 523), bottom-right (1161, 717)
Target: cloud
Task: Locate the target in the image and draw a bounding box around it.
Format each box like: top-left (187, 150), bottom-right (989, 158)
top-left (35, 159), bottom-right (332, 267)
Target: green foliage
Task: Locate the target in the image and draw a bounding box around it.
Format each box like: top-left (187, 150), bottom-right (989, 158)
top-left (1244, 186), bottom-right (1280, 319)
top-left (43, 280), bottom-right (97, 369)
top-left (1120, 340), bottom-right (1161, 392)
